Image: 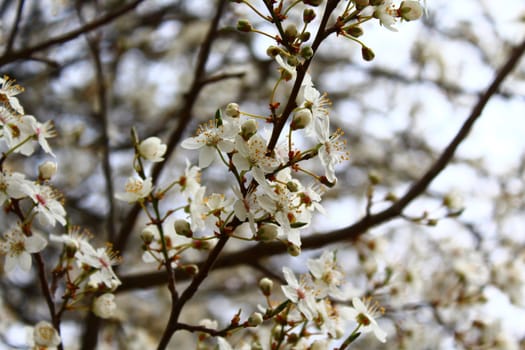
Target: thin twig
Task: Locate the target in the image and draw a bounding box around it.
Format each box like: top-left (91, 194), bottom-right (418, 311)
top-left (3, 0), bottom-right (26, 55)
top-left (0, 0), bottom-right (145, 67)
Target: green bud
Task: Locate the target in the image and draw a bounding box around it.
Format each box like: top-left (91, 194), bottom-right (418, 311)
top-left (141, 226), bottom-right (156, 244)
top-left (237, 19), bottom-right (253, 32)
top-left (256, 224), bottom-right (278, 241)
top-left (300, 46), bottom-right (314, 59)
top-left (368, 171), bottom-right (381, 185)
top-left (287, 243), bottom-right (301, 256)
top-left (299, 31), bottom-right (311, 42)
top-left (361, 46), bottom-right (375, 61)
top-left (225, 102), bottom-right (240, 118)
top-left (291, 108), bottom-right (312, 130)
top-left (266, 45), bottom-right (282, 58)
top-left (284, 24), bottom-right (298, 42)
top-left (247, 312), bottom-right (264, 326)
top-left (174, 219), bottom-right (192, 237)
top-left (240, 119), bottom-right (258, 140)
top-left (286, 181), bottom-right (300, 192)
top-left (303, 8), bottom-right (316, 23)
top-left (345, 25), bottom-right (364, 38)
top-left (259, 277), bottom-right (274, 296)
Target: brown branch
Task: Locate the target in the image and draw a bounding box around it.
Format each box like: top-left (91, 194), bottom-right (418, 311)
top-left (3, 0), bottom-right (26, 55)
top-left (0, 0), bottom-right (145, 67)
top-left (117, 37), bottom-right (525, 293)
top-left (156, 236), bottom-right (230, 349)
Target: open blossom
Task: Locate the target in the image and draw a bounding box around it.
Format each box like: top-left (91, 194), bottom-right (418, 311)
top-left (307, 250), bottom-right (344, 299)
top-left (179, 161), bottom-right (201, 197)
top-left (3, 115), bottom-right (56, 156)
top-left (232, 134), bottom-right (279, 173)
top-left (0, 228), bottom-right (47, 272)
top-left (75, 241), bottom-right (121, 289)
top-left (282, 267), bottom-right (318, 320)
top-left (138, 136), bottom-right (167, 162)
top-left (296, 74), bottom-right (331, 140)
top-left (181, 120), bottom-right (236, 168)
top-left (0, 75), bottom-right (24, 115)
top-left (342, 297), bottom-right (387, 343)
top-left (0, 171), bottom-right (35, 204)
top-left (29, 184), bottom-right (67, 227)
top-left (115, 176), bottom-right (152, 203)
top-left (317, 121), bottom-right (349, 183)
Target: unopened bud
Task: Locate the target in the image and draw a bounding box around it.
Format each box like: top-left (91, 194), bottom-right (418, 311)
top-left (286, 181), bottom-right (299, 192)
top-left (38, 161), bottom-right (57, 180)
top-left (368, 171), bottom-right (381, 185)
top-left (174, 219), bottom-right (192, 237)
top-left (361, 46), bottom-right (375, 61)
top-left (266, 45), bottom-right (282, 58)
top-left (225, 103), bottom-right (240, 118)
top-left (291, 109), bottom-right (312, 130)
top-left (299, 31), bottom-right (311, 42)
top-left (303, 8), bottom-right (316, 23)
top-left (259, 277), bottom-right (274, 296)
top-left (237, 19), bottom-right (253, 32)
top-left (241, 119), bottom-right (258, 140)
top-left (283, 24), bottom-right (298, 42)
top-left (141, 226), bottom-right (156, 244)
top-left (287, 243), bottom-right (301, 256)
top-left (345, 26), bottom-right (364, 38)
top-left (300, 46), bottom-right (314, 59)
top-left (247, 312), bottom-right (264, 326)
top-left (33, 321), bottom-right (61, 347)
top-left (400, 1), bottom-right (423, 21)
top-left (256, 224), bottom-right (278, 241)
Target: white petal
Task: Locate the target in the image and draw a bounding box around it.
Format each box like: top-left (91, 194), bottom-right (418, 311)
top-left (25, 234), bottom-right (48, 253)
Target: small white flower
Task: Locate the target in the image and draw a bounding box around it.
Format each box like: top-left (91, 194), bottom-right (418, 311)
top-left (281, 267), bottom-right (318, 320)
top-left (0, 171), bottom-right (34, 204)
top-left (0, 75), bottom-right (25, 115)
top-left (115, 176), bottom-right (152, 203)
top-left (0, 228), bottom-right (47, 272)
top-left (181, 120), bottom-right (236, 168)
top-left (75, 241), bottom-right (121, 289)
top-left (32, 321), bottom-right (61, 348)
top-left (138, 136), bottom-right (167, 162)
top-left (343, 297), bottom-right (387, 343)
top-left (179, 160), bottom-right (202, 197)
top-left (30, 184), bottom-right (67, 227)
top-left (93, 293), bottom-right (117, 319)
top-left (307, 250), bottom-right (344, 299)
top-left (317, 127), bottom-right (349, 183)
top-left (232, 134), bottom-right (279, 173)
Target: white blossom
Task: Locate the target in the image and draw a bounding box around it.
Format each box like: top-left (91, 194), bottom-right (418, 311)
top-left (93, 293), bottom-right (117, 319)
top-left (138, 136), bottom-right (167, 162)
top-left (0, 228), bottom-right (47, 272)
top-left (115, 176), bottom-right (152, 203)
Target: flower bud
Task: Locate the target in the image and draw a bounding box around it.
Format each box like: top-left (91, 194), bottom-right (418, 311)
top-left (361, 46), bottom-right (375, 61)
top-left (400, 1), bottom-right (423, 21)
top-left (291, 109), bottom-right (312, 131)
top-left (174, 219), bottom-right (192, 237)
top-left (299, 31), bottom-right (311, 42)
top-left (259, 277), bottom-right (274, 296)
top-left (240, 119), bottom-right (258, 140)
top-left (256, 224), bottom-right (278, 241)
top-left (33, 321), bottom-right (61, 347)
top-left (368, 171), bottom-right (381, 185)
top-left (138, 137), bottom-right (167, 162)
top-left (247, 312), bottom-right (264, 326)
top-left (286, 181), bottom-right (299, 192)
top-left (283, 24), bottom-right (298, 42)
top-left (303, 8), bottom-right (316, 23)
top-left (38, 161), bottom-right (57, 180)
top-left (345, 26), bottom-right (364, 38)
top-left (225, 102), bottom-right (240, 118)
top-left (266, 45), bottom-right (282, 58)
top-left (287, 243), bottom-right (301, 256)
top-left (141, 226), bottom-right (156, 244)
top-left (300, 46), bottom-right (314, 59)
top-left (92, 293), bottom-right (117, 319)
top-left (237, 19), bottom-right (253, 32)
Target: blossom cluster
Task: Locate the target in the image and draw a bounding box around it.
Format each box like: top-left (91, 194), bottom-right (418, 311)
top-left (0, 76), bottom-right (121, 349)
